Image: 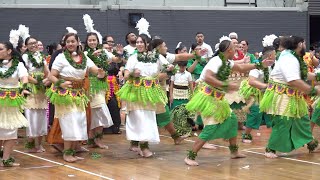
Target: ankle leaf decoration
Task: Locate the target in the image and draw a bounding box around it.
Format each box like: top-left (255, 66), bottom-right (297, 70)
top-left (63, 149), bottom-right (76, 156)
top-left (187, 150), bottom-right (197, 160)
top-left (229, 145), bottom-right (239, 153)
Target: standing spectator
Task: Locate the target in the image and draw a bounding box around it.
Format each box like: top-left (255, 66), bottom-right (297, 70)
top-left (195, 32), bottom-right (213, 60)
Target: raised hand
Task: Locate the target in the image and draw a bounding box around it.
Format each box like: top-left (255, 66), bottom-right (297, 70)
top-left (116, 44), bottom-right (124, 55)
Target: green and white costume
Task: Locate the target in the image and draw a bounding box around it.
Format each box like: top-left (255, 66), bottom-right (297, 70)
top-left (239, 68), bottom-right (272, 131)
top-left (22, 52), bottom-right (48, 138)
top-left (85, 48), bottom-right (113, 130)
top-left (117, 52), bottom-right (168, 143)
top-left (186, 54), bottom-right (238, 141)
top-left (260, 50), bottom-right (314, 153)
top-left (0, 59), bottom-right (29, 140)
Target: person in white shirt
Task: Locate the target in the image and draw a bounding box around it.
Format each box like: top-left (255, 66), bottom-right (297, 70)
top-left (0, 42), bottom-right (30, 167)
top-left (123, 32), bottom-right (137, 57)
top-left (22, 37), bottom-right (50, 153)
top-left (48, 33), bottom-right (106, 163)
top-left (184, 39), bottom-right (273, 166)
top-left (170, 61), bottom-right (193, 109)
top-left (260, 36), bottom-right (320, 158)
top-left (239, 46), bottom-right (276, 143)
top-left (195, 32), bottom-right (213, 59)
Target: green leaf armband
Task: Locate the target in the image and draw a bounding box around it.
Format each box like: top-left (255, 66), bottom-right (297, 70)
top-left (255, 61), bottom-right (264, 70)
top-left (316, 73), bottom-right (320, 82)
top-left (54, 79), bottom-right (65, 88)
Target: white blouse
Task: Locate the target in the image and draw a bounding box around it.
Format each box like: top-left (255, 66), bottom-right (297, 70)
top-left (0, 62), bottom-right (28, 88)
top-left (270, 50), bottom-right (300, 82)
top-left (125, 53), bottom-right (169, 77)
top-left (22, 52), bottom-right (46, 73)
top-left (171, 71), bottom-right (192, 86)
top-left (52, 53), bottom-right (95, 79)
top-left (199, 55), bottom-right (235, 81)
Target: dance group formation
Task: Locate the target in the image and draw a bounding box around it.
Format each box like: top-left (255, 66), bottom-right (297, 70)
top-left (1, 14), bottom-right (320, 168)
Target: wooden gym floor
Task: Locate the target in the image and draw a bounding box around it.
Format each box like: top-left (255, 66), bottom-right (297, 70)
top-left (2, 126), bottom-right (320, 180)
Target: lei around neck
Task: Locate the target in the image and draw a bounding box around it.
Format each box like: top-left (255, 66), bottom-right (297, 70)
top-left (64, 50), bottom-right (87, 70)
top-left (290, 50), bottom-right (308, 82)
top-left (216, 52), bottom-right (231, 81)
top-left (27, 51), bottom-right (44, 68)
top-left (137, 50), bottom-right (159, 63)
top-left (86, 47), bottom-right (109, 71)
top-left (0, 56), bottom-right (20, 79)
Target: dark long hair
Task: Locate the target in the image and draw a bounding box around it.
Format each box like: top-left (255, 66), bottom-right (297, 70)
top-left (1, 41), bottom-right (26, 67)
top-left (148, 38), bottom-right (164, 51)
top-left (46, 42), bottom-right (60, 56)
top-left (213, 40), bottom-right (232, 57)
top-left (16, 38), bottom-right (25, 54)
top-left (282, 36), bottom-right (304, 50)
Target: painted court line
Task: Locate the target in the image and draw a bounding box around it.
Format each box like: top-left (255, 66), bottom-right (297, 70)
top-left (14, 150), bottom-right (115, 180)
top-left (159, 134), bottom-right (320, 166)
top-left (0, 165), bottom-right (59, 172)
top-left (243, 150), bottom-right (320, 166)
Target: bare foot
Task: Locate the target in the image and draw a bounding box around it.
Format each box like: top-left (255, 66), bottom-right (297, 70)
top-left (141, 148), bottom-right (153, 158)
top-left (96, 143), bottom-right (108, 149)
top-left (184, 157), bottom-right (199, 166)
top-left (231, 152), bottom-right (246, 159)
top-left (202, 143), bottom-right (217, 150)
top-left (94, 139), bottom-right (109, 149)
top-left (26, 148), bottom-right (42, 153)
top-left (265, 152), bottom-right (278, 158)
top-left (129, 146), bottom-right (140, 152)
top-left (76, 146), bottom-right (89, 153)
top-left (242, 139), bottom-right (252, 143)
top-left (174, 135), bottom-right (189, 145)
top-left (63, 154), bottom-right (77, 163)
